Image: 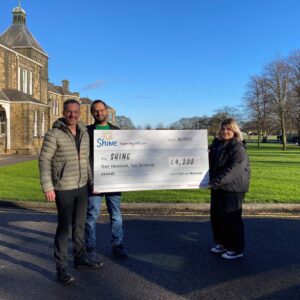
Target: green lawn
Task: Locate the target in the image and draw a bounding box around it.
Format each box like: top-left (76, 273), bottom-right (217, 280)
top-left (0, 143), bottom-right (299, 203)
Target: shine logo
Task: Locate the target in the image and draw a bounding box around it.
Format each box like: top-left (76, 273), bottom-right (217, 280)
top-left (103, 132), bottom-right (113, 140)
top-left (96, 132), bottom-right (118, 147)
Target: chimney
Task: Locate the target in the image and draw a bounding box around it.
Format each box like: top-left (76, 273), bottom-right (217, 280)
top-left (62, 80), bottom-right (69, 91)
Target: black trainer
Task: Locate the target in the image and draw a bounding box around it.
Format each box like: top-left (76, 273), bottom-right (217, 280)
top-left (57, 269), bottom-right (75, 285)
top-left (86, 249), bottom-right (103, 264)
top-left (113, 244), bottom-right (128, 259)
top-left (74, 256), bottom-right (104, 269)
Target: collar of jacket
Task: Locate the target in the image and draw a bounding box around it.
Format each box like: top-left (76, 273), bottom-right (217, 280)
top-left (52, 118), bottom-right (87, 134)
top-left (90, 122), bottom-right (119, 129)
top-left (217, 137), bottom-right (247, 150)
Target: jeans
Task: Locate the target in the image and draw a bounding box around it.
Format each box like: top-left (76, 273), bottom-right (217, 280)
top-left (54, 185), bottom-right (88, 271)
top-left (85, 193), bottom-right (124, 251)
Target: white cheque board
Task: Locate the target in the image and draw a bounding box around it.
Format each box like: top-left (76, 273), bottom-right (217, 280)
top-left (93, 130), bottom-right (209, 193)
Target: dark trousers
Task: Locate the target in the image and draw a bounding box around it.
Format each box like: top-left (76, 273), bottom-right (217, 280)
top-left (54, 185), bottom-right (88, 271)
top-left (210, 190), bottom-right (245, 253)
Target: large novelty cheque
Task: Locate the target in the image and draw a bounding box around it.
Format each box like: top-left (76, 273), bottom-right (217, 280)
top-left (93, 130), bottom-right (209, 193)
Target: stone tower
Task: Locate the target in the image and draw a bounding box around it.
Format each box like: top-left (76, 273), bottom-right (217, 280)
top-left (0, 0), bottom-right (49, 103)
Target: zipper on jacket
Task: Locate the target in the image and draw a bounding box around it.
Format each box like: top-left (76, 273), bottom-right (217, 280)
top-left (66, 128), bottom-right (84, 189)
top-left (55, 162), bottom-right (65, 189)
top-left (77, 132), bottom-right (84, 189)
top-left (75, 128), bottom-right (87, 189)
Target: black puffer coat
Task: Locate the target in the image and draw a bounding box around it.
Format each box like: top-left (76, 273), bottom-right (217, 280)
top-left (209, 138), bottom-right (250, 193)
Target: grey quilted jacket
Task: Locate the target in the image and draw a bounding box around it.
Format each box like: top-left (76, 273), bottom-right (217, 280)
top-left (39, 118), bottom-right (92, 192)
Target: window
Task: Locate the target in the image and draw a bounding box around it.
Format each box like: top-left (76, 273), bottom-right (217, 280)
top-left (41, 112), bottom-right (45, 137)
top-left (33, 111), bottom-right (37, 137)
top-left (52, 100), bottom-right (59, 115)
top-left (18, 67), bottom-right (33, 95)
top-left (18, 67), bottom-right (21, 91)
top-left (0, 110), bottom-right (5, 137)
top-left (22, 69), bottom-right (27, 93)
top-left (29, 71), bottom-right (33, 95)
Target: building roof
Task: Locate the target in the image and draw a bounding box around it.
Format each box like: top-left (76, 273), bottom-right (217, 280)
top-left (0, 23), bottom-right (47, 55)
top-left (80, 97), bottom-right (113, 109)
top-left (48, 82), bottom-right (78, 96)
top-left (80, 97), bottom-right (93, 105)
top-left (0, 90), bottom-right (10, 101)
top-left (1, 89), bottom-right (43, 104)
top-left (48, 83), bottom-right (64, 95)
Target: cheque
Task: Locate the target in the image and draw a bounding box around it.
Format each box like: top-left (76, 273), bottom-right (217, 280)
top-left (93, 130), bottom-right (209, 193)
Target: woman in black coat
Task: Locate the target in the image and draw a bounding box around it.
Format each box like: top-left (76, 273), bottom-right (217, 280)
top-left (209, 118), bottom-right (250, 259)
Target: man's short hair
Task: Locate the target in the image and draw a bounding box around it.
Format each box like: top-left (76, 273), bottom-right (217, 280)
top-left (91, 99), bottom-right (108, 112)
top-left (63, 99), bottom-right (80, 111)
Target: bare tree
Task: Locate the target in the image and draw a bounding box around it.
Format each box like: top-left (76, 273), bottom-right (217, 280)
top-left (214, 106), bottom-right (244, 126)
top-left (170, 116), bottom-right (210, 130)
top-left (155, 122), bottom-right (165, 130)
top-left (264, 59), bottom-right (292, 150)
top-left (287, 50), bottom-right (300, 142)
top-left (116, 116), bottom-right (135, 129)
top-left (209, 111), bottom-right (231, 137)
top-left (244, 75), bottom-right (272, 148)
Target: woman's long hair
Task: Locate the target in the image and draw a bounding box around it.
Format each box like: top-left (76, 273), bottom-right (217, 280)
top-left (218, 118), bottom-right (243, 141)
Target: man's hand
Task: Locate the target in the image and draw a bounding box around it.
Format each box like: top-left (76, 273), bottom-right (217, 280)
top-left (45, 190), bottom-right (56, 202)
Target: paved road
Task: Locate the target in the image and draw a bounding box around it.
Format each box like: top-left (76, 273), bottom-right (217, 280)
top-left (0, 155), bottom-right (38, 167)
top-left (0, 209), bottom-right (299, 300)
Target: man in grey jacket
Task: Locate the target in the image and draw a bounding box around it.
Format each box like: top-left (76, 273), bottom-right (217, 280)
top-left (39, 99), bottom-right (102, 285)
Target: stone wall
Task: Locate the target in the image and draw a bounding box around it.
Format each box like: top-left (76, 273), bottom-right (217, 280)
top-left (10, 102), bottom-right (48, 154)
top-left (0, 46), bottom-right (17, 89)
top-left (80, 104), bottom-right (92, 126)
top-left (0, 47), bottom-right (6, 89)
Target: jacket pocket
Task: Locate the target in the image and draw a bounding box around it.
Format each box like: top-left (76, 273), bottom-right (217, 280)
top-left (51, 158), bottom-right (65, 189)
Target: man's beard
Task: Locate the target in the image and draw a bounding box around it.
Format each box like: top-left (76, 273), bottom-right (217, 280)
top-left (94, 116), bottom-right (107, 124)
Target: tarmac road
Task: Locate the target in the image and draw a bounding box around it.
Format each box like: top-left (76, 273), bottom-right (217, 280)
top-left (0, 208), bottom-right (299, 300)
top-left (0, 155), bottom-right (38, 167)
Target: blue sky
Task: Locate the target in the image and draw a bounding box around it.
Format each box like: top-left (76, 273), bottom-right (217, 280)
top-left (1, 0), bottom-right (300, 127)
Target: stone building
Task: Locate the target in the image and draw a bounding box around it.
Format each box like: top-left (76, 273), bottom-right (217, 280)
top-left (0, 2), bottom-right (116, 154)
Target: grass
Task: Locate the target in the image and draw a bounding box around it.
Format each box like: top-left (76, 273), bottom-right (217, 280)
top-left (246, 143), bottom-right (300, 203)
top-left (0, 143), bottom-right (300, 203)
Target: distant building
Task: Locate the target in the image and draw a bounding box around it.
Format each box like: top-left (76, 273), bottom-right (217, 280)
top-left (0, 2), bottom-right (116, 154)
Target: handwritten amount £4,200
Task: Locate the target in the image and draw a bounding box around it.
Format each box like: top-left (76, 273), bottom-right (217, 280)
top-left (169, 158), bottom-right (195, 167)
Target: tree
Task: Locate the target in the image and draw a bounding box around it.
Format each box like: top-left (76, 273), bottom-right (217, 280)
top-left (264, 59), bottom-right (293, 150)
top-left (244, 75), bottom-right (272, 147)
top-left (209, 111), bottom-right (230, 137)
top-left (116, 116), bottom-right (135, 129)
top-left (155, 122), bottom-right (165, 130)
top-left (214, 106), bottom-right (244, 126)
top-left (170, 116), bottom-right (210, 130)
top-left (287, 50), bottom-right (300, 142)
